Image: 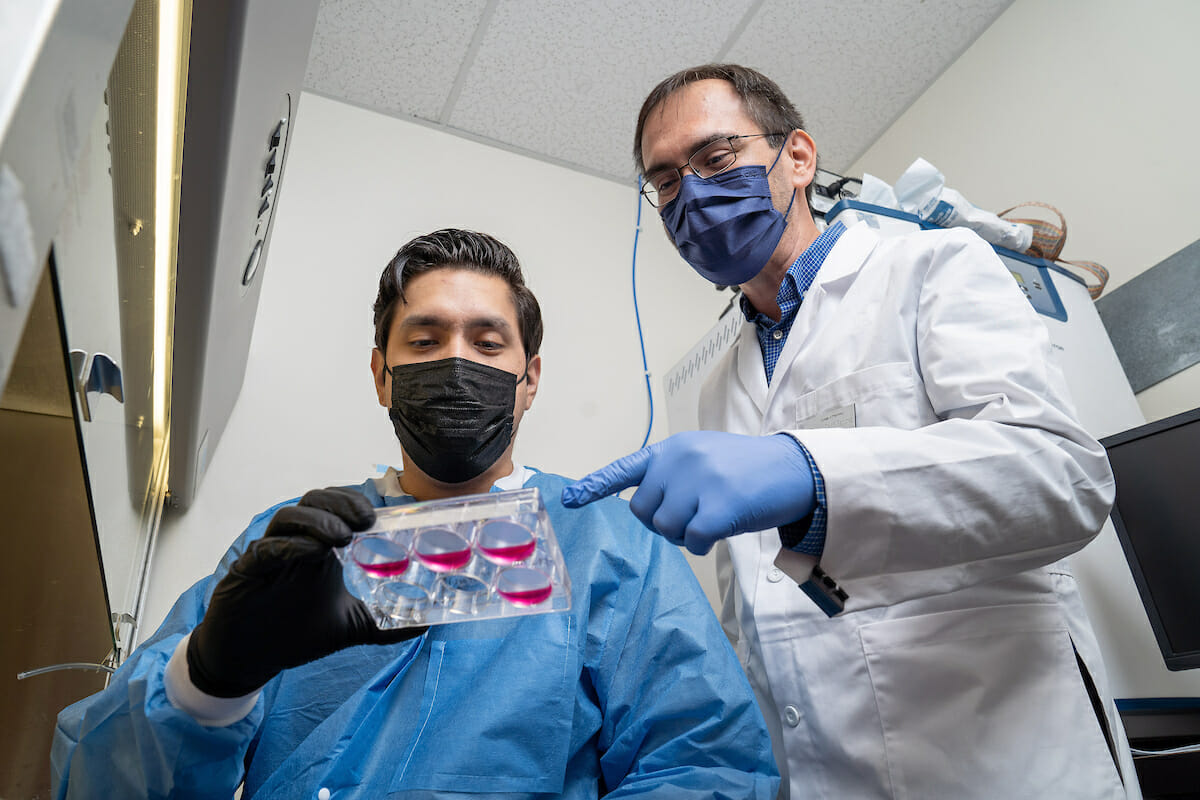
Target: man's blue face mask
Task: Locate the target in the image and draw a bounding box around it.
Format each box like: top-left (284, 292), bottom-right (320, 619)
top-left (660, 142), bottom-right (796, 286)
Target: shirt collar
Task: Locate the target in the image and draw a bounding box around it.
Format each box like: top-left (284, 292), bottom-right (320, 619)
top-left (739, 220), bottom-right (846, 322)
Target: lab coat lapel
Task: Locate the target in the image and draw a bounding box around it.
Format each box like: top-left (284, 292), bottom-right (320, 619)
top-left (763, 222), bottom-right (880, 416)
top-left (735, 317), bottom-right (770, 416)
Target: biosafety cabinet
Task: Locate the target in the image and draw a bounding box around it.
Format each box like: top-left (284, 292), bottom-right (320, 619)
top-left (664, 198), bottom-right (1200, 709)
top-left (0, 1), bottom-right (319, 795)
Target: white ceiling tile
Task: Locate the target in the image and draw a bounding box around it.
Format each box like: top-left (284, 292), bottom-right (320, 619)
top-left (445, 0), bottom-right (761, 184)
top-left (724, 0), bottom-right (1012, 171)
top-left (304, 0), bottom-right (489, 121)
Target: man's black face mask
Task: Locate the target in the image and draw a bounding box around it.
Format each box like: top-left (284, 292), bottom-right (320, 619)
top-left (387, 357), bottom-right (524, 484)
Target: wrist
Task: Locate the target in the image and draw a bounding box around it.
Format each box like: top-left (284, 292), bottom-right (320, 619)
top-left (777, 515), bottom-right (815, 549)
top-left (770, 432), bottom-right (818, 518)
top-left (166, 634), bottom-right (260, 726)
top-left (186, 622), bottom-right (270, 699)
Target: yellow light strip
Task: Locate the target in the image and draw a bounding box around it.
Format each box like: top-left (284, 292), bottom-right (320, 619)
top-left (153, 0), bottom-right (190, 451)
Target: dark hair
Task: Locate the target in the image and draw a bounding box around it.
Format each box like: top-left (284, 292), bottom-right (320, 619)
top-left (373, 229), bottom-right (543, 358)
top-left (634, 63), bottom-right (815, 207)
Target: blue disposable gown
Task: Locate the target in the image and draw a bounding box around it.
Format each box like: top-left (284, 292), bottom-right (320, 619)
top-left (52, 469), bottom-right (779, 798)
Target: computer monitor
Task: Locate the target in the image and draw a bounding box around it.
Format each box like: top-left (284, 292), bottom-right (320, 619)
top-left (1101, 407), bottom-right (1200, 671)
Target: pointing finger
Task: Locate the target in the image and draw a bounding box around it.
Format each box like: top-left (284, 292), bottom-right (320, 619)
top-left (561, 447), bottom-right (653, 507)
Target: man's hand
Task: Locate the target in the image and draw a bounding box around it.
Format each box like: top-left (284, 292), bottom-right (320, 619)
top-left (187, 487), bottom-right (426, 698)
top-left (562, 431), bottom-right (816, 555)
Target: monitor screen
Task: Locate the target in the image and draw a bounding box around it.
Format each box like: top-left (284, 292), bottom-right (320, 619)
top-left (1101, 407), bottom-right (1200, 671)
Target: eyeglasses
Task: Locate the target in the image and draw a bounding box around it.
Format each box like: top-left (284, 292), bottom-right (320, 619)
top-left (639, 133), bottom-right (788, 208)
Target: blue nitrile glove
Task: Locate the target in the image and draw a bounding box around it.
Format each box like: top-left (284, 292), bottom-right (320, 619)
top-left (562, 431), bottom-right (816, 556)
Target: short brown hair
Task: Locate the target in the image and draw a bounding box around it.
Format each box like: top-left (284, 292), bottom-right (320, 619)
top-left (373, 229), bottom-right (543, 358)
top-left (634, 63), bottom-right (814, 207)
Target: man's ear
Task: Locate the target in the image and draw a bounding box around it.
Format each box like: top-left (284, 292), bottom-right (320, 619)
top-left (521, 354), bottom-right (542, 411)
top-left (786, 129), bottom-right (817, 193)
top-left (370, 347), bottom-right (389, 407)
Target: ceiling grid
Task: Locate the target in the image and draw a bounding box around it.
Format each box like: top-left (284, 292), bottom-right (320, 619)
top-left (713, 0), bottom-right (768, 63)
top-left (438, 0), bottom-right (499, 124)
top-left (304, 0), bottom-right (1013, 184)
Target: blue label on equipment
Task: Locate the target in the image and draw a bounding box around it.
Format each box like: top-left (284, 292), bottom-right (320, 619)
top-left (926, 200), bottom-right (956, 226)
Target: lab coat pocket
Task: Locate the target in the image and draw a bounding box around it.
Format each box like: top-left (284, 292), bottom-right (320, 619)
top-left (390, 615), bottom-right (575, 794)
top-left (859, 603), bottom-right (1123, 800)
top-left (791, 361), bottom-right (932, 431)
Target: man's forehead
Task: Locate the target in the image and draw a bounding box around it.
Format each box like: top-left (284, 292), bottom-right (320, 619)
top-left (641, 80), bottom-right (755, 166)
top-left (394, 268), bottom-right (517, 328)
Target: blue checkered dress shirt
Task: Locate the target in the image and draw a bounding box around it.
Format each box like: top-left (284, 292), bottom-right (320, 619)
top-left (738, 220), bottom-right (845, 555)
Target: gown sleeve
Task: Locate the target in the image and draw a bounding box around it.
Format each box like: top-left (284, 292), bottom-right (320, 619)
top-left (51, 504), bottom-right (288, 799)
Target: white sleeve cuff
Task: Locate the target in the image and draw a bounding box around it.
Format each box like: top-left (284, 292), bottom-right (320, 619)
top-left (164, 633), bottom-right (260, 727)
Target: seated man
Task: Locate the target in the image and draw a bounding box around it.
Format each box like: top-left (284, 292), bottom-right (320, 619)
top-left (51, 229), bottom-right (779, 798)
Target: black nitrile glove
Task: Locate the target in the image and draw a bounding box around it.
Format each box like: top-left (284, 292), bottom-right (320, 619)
top-left (186, 486), bottom-right (427, 697)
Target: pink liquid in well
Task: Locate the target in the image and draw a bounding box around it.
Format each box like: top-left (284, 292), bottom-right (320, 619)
top-left (352, 535), bottom-right (411, 578)
top-left (496, 566), bottom-right (553, 607)
top-left (478, 539), bottom-right (537, 564)
top-left (415, 528), bottom-right (473, 572)
top-left (416, 548), bottom-right (472, 572)
top-left (498, 584), bottom-right (553, 607)
top-left (358, 558), bottom-right (410, 578)
top-left (476, 520), bottom-right (537, 564)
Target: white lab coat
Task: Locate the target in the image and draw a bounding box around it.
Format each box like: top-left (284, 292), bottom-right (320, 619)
top-left (700, 221), bottom-right (1141, 799)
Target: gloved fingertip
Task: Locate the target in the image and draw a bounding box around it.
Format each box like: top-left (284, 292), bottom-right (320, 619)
top-left (336, 487), bottom-right (378, 530)
top-left (300, 487), bottom-right (376, 530)
top-left (560, 485), bottom-right (591, 508)
top-left (565, 450), bottom-right (651, 507)
top-left (267, 505), bottom-right (355, 548)
top-left (231, 536), bottom-right (294, 578)
top-left (288, 487), bottom-right (375, 543)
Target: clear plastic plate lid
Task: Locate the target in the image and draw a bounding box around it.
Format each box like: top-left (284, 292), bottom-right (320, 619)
top-left (337, 487), bottom-right (571, 628)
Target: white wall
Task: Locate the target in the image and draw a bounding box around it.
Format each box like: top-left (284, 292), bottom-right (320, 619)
top-left (848, 0), bottom-right (1200, 424)
top-left (848, 0), bottom-right (1200, 699)
top-left (141, 92), bottom-right (729, 638)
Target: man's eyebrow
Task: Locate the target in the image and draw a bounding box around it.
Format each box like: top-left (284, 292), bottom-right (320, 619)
top-left (465, 315), bottom-right (513, 332)
top-left (643, 131), bottom-right (736, 176)
top-left (398, 314), bottom-right (450, 329)
top-left (399, 314), bottom-right (512, 332)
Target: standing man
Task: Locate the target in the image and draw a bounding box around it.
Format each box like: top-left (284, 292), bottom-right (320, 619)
top-left (52, 228), bottom-right (779, 798)
top-left (564, 65), bottom-right (1138, 799)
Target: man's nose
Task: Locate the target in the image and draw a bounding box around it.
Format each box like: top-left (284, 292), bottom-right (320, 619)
top-left (445, 335), bottom-right (472, 360)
